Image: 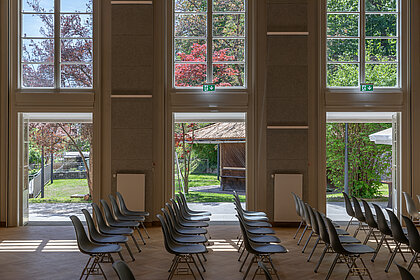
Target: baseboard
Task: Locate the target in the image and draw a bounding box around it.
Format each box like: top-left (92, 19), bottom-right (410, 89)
top-left (0, 221), bottom-right (6, 227)
top-left (272, 222), bottom-right (300, 227)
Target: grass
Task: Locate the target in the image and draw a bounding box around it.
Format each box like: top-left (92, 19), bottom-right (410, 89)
top-left (326, 183), bottom-right (390, 201)
top-left (29, 179), bottom-right (90, 203)
top-left (176, 173), bottom-right (220, 189)
top-left (186, 191), bottom-right (245, 203)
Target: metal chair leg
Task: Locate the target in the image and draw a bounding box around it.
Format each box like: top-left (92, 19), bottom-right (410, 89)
top-left (168, 256), bottom-right (179, 280)
top-left (325, 253), bottom-right (340, 280)
top-left (118, 251), bottom-right (125, 262)
top-left (140, 221), bottom-right (151, 238)
top-left (371, 234), bottom-right (384, 262)
top-left (407, 252), bottom-right (419, 271)
top-left (293, 220), bottom-right (304, 239)
top-left (135, 226), bottom-right (146, 245)
top-left (302, 231), bottom-right (313, 253)
top-left (314, 245), bottom-right (328, 273)
top-left (131, 233), bottom-right (142, 252)
top-left (308, 236), bottom-right (320, 262)
top-left (345, 216), bottom-right (354, 231)
top-left (190, 255), bottom-right (204, 280)
top-left (124, 242), bottom-right (135, 261)
top-left (363, 228), bottom-right (373, 245)
top-left (297, 225), bottom-right (308, 245)
top-left (243, 255), bottom-right (256, 280)
top-left (385, 243), bottom-right (399, 272)
top-left (184, 256), bottom-right (197, 280)
top-left (268, 255), bottom-right (280, 280)
top-left (240, 252), bottom-right (250, 272)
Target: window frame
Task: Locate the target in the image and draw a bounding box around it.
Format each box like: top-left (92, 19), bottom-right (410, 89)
top-left (15, 0), bottom-right (96, 92)
top-left (323, 0), bottom-right (403, 91)
top-left (170, 0), bottom-right (249, 92)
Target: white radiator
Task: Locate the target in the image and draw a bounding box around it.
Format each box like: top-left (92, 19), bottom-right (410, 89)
top-left (117, 174), bottom-right (146, 211)
top-left (274, 174), bottom-right (303, 222)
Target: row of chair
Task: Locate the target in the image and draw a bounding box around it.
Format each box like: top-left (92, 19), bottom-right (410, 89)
top-left (70, 192), bottom-right (149, 279)
top-left (233, 191), bottom-right (287, 280)
top-left (157, 192), bottom-right (211, 280)
top-left (403, 192), bottom-right (420, 224)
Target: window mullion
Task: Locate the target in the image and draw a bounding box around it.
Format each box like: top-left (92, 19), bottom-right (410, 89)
top-left (207, 0), bottom-right (213, 84)
top-left (54, 0), bottom-right (60, 88)
top-left (360, 0), bottom-right (366, 85)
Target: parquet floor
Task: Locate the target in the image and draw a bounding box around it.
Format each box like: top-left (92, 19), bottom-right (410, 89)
top-left (0, 224), bottom-right (418, 279)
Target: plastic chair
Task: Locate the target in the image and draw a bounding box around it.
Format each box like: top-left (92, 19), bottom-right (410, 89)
top-left (91, 202), bottom-right (142, 253)
top-left (112, 260), bottom-right (136, 280)
top-left (70, 215), bottom-right (122, 279)
top-left (233, 190), bottom-right (267, 216)
top-left (361, 199), bottom-right (379, 245)
top-left (157, 214), bottom-right (206, 280)
top-left (352, 196), bottom-right (368, 238)
top-left (325, 217), bottom-right (375, 280)
top-left (116, 191), bottom-right (150, 238)
top-left (385, 209), bottom-right (410, 272)
top-left (233, 196), bottom-right (269, 221)
top-left (165, 202), bottom-right (208, 235)
top-left (170, 199), bottom-right (209, 228)
top-left (396, 263), bottom-right (416, 280)
top-left (402, 215), bottom-right (420, 271)
top-left (403, 192), bottom-right (420, 221)
top-left (291, 192), bottom-right (304, 239)
top-left (343, 192), bottom-right (356, 231)
top-left (258, 261), bottom-right (273, 280)
top-left (178, 192), bottom-right (211, 216)
top-left (82, 209), bottom-right (135, 262)
top-left (175, 195), bottom-right (210, 221)
top-left (297, 198), bottom-right (312, 246)
top-left (370, 204), bottom-right (393, 262)
top-left (302, 203), bottom-right (318, 255)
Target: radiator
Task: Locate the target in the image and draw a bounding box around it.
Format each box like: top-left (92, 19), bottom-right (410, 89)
top-left (274, 174), bottom-right (303, 222)
top-left (116, 173), bottom-right (146, 211)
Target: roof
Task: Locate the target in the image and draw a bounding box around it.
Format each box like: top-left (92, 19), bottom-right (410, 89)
top-left (191, 122), bottom-right (246, 143)
top-left (369, 127), bottom-right (392, 145)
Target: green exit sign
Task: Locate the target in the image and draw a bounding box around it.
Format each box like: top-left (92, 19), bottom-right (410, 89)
top-left (203, 84), bottom-right (216, 92)
top-left (361, 83), bottom-right (374, 92)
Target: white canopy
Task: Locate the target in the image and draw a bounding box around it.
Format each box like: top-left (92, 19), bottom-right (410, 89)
top-left (369, 128), bottom-right (392, 145)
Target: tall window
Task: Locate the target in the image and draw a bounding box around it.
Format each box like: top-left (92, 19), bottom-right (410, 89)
top-left (21, 0), bottom-right (93, 88)
top-left (173, 0), bottom-right (247, 88)
top-left (326, 0), bottom-right (399, 88)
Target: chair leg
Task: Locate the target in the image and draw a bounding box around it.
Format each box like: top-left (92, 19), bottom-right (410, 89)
top-left (243, 255), bottom-right (256, 280)
top-left (302, 231), bottom-right (313, 253)
top-left (131, 233), bottom-right (142, 252)
top-left (308, 236), bottom-right (320, 262)
top-left (195, 254), bottom-right (206, 272)
top-left (385, 243), bottom-right (399, 272)
top-left (268, 255), bottom-right (280, 280)
top-left (345, 216), bottom-right (354, 231)
top-left (184, 256), bottom-right (197, 280)
top-left (201, 253), bottom-right (207, 262)
top-left (238, 245), bottom-right (246, 261)
top-left (140, 221), bottom-right (151, 238)
top-left (168, 256), bottom-right (180, 280)
top-left (353, 222), bottom-right (361, 238)
top-left (407, 252), bottom-right (418, 271)
top-left (325, 253), bottom-right (340, 280)
top-left (293, 220), bottom-right (304, 239)
top-left (371, 234), bottom-right (385, 262)
top-left (314, 245), bottom-right (328, 273)
top-left (358, 257), bottom-right (373, 280)
top-left (135, 226), bottom-right (146, 245)
top-left (240, 252), bottom-right (249, 272)
top-left (79, 256), bottom-right (92, 280)
top-left (124, 242), bottom-right (135, 261)
top-left (117, 251), bottom-right (125, 262)
top-left (190, 255), bottom-right (204, 280)
top-left (297, 225), bottom-right (308, 245)
top-left (398, 244), bottom-right (407, 262)
top-left (363, 228), bottom-right (372, 245)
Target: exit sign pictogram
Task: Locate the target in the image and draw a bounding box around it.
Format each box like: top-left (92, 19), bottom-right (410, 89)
top-left (203, 84), bottom-right (216, 92)
top-left (361, 83), bottom-right (374, 92)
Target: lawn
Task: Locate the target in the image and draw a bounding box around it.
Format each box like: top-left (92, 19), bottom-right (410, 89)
top-left (29, 179), bottom-right (90, 203)
top-left (326, 183), bottom-right (390, 201)
top-left (186, 191), bottom-right (245, 203)
top-left (178, 173), bottom-right (221, 188)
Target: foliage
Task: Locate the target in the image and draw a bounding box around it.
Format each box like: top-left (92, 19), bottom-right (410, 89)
top-left (192, 144), bottom-right (218, 171)
top-left (326, 123), bottom-right (392, 198)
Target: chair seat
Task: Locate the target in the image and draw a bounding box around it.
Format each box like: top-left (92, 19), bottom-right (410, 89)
top-left (243, 211), bottom-right (267, 216)
top-left (247, 227), bottom-right (275, 235)
top-left (336, 228), bottom-right (350, 235)
top-left (173, 234), bottom-right (207, 244)
top-left (176, 227), bottom-right (207, 235)
top-left (117, 215), bottom-right (145, 222)
top-left (180, 221), bottom-right (209, 228)
top-left (342, 244), bottom-right (376, 255)
top-left (243, 215), bottom-right (269, 222)
top-left (184, 216), bottom-right (210, 222)
top-left (84, 243), bottom-right (122, 255)
top-left (187, 211), bottom-right (212, 217)
top-left (339, 236), bottom-right (361, 244)
top-left (100, 227), bottom-right (134, 235)
top-left (123, 210), bottom-right (150, 216)
top-left (171, 243), bottom-right (207, 255)
top-left (243, 221), bottom-right (272, 228)
top-left (251, 243), bottom-right (287, 254)
top-left (108, 220), bottom-right (139, 228)
top-left (249, 235), bottom-right (281, 244)
top-left (94, 235), bottom-right (128, 244)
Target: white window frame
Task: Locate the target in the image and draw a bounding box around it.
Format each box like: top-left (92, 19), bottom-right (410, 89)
top-left (17, 0), bottom-right (95, 91)
top-left (171, 0), bottom-right (248, 91)
top-left (324, 0), bottom-right (401, 90)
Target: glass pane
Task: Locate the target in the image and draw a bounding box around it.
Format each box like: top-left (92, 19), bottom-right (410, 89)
top-left (22, 0), bottom-right (54, 13)
top-left (327, 64), bottom-right (359, 87)
top-left (366, 14), bottom-right (397, 37)
top-left (175, 14), bottom-right (207, 37)
top-left (213, 64), bottom-right (245, 87)
top-left (61, 14), bottom-right (93, 38)
top-left (366, 0), bottom-right (397, 12)
top-left (213, 14), bottom-right (245, 37)
top-left (61, 64), bottom-right (93, 87)
top-left (327, 0), bottom-right (359, 12)
top-left (365, 39), bottom-right (397, 62)
top-left (22, 39), bottom-right (54, 63)
top-left (213, 0), bottom-right (245, 12)
top-left (174, 63), bottom-right (206, 87)
top-left (213, 39), bottom-right (245, 62)
top-left (327, 39), bottom-right (359, 62)
top-left (175, 39), bottom-right (206, 62)
top-left (365, 63), bottom-right (397, 87)
top-left (61, 0), bottom-right (93, 13)
top-left (22, 64), bottom-right (54, 87)
top-left (174, 0), bottom-right (207, 12)
top-left (22, 14), bottom-right (54, 38)
top-left (327, 14), bottom-right (359, 37)
top-left (61, 39), bottom-right (93, 62)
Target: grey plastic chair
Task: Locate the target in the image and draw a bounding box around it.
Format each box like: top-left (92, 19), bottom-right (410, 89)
top-left (116, 192), bottom-right (150, 238)
top-left (178, 192), bottom-right (211, 216)
top-left (112, 260), bottom-right (136, 280)
top-left (361, 199), bottom-right (379, 245)
top-left (70, 215), bottom-right (122, 279)
top-left (385, 209), bottom-right (410, 272)
top-left (165, 202), bottom-right (208, 235)
top-left (403, 192), bottom-right (420, 221)
top-left (343, 192), bottom-right (356, 231)
top-left (402, 215), bottom-right (420, 271)
top-left (170, 198), bottom-right (209, 227)
top-left (82, 209), bottom-right (135, 262)
top-left (396, 263), bottom-right (416, 280)
top-left (352, 196), bottom-right (368, 238)
top-left (175, 195), bottom-right (210, 222)
top-left (91, 203), bottom-right (142, 253)
top-left (291, 192), bottom-right (304, 239)
top-left (233, 190), bottom-right (267, 216)
top-left (370, 204), bottom-right (393, 262)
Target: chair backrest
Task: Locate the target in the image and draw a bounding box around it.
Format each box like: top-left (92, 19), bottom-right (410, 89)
top-left (82, 209), bottom-right (103, 241)
top-left (325, 217), bottom-right (348, 255)
top-left (298, 198), bottom-right (310, 225)
top-left (101, 199), bottom-right (118, 224)
top-left (291, 192), bottom-right (301, 217)
top-left (386, 209), bottom-right (409, 245)
top-left (238, 218), bottom-right (258, 255)
top-left (402, 215), bottom-right (420, 253)
top-left (351, 196), bottom-right (366, 221)
top-left (372, 204), bottom-right (392, 236)
top-left (315, 210), bottom-right (330, 245)
top-left (361, 199), bottom-right (377, 229)
top-left (342, 192), bottom-right (355, 217)
top-left (305, 203), bottom-right (319, 235)
top-left (109, 194), bottom-right (125, 218)
top-left (116, 192), bottom-right (130, 213)
top-left (165, 202), bottom-right (181, 227)
top-left (156, 214), bottom-right (176, 254)
top-left (170, 198), bottom-right (184, 219)
top-left (70, 215), bottom-right (94, 255)
top-left (403, 192), bottom-right (419, 217)
top-left (417, 194), bottom-right (420, 205)
top-left (175, 195), bottom-right (189, 216)
top-left (161, 208), bottom-right (176, 232)
top-left (112, 260), bottom-right (136, 280)
top-left (258, 261), bottom-right (273, 280)
top-left (178, 192), bottom-right (189, 208)
top-left (396, 263), bottom-right (416, 280)
top-left (92, 202), bottom-right (111, 230)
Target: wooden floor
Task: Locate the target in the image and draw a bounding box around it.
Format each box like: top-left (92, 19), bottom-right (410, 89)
top-left (0, 224), bottom-right (418, 279)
